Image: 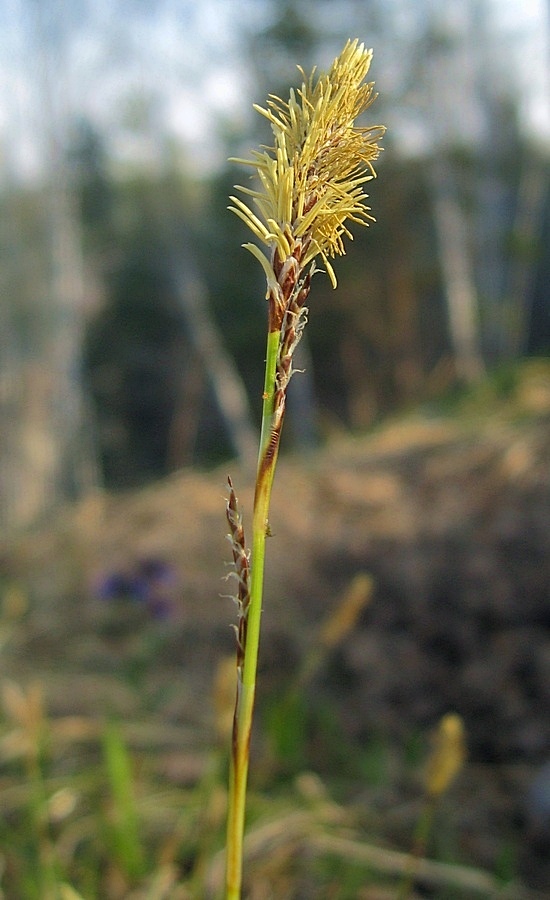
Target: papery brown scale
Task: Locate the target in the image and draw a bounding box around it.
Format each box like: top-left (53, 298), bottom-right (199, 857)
top-left (272, 247), bottom-right (284, 279)
top-left (291, 239), bottom-right (304, 264)
top-left (280, 258), bottom-right (300, 303)
top-left (302, 193), bottom-right (318, 217)
top-left (268, 289), bottom-right (286, 332)
top-left (294, 272), bottom-right (311, 310)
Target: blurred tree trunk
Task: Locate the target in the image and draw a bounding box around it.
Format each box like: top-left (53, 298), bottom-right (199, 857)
top-left (501, 158), bottom-right (549, 359)
top-left (36, 0), bottom-right (101, 510)
top-left (431, 160), bottom-right (484, 383)
top-left (422, 4), bottom-right (485, 384)
top-left (166, 346), bottom-right (206, 470)
top-left (0, 0), bottom-right (100, 533)
top-left (0, 280), bottom-right (28, 529)
top-left (43, 169), bottom-right (101, 503)
top-left (169, 250), bottom-right (258, 471)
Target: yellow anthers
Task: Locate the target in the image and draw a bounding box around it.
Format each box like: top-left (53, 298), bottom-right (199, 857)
top-left (230, 39), bottom-right (385, 288)
top-left (425, 713), bottom-right (467, 799)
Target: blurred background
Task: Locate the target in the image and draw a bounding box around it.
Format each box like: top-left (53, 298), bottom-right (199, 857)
top-left (1, 1), bottom-right (550, 897)
top-left (1, 0), bottom-right (548, 526)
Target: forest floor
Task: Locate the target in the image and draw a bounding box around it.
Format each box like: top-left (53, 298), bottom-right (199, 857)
top-left (1, 359), bottom-right (550, 899)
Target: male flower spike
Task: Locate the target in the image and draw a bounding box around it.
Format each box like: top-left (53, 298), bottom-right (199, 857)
top-left (229, 38), bottom-right (385, 331)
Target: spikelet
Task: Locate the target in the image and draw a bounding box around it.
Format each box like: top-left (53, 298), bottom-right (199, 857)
top-left (225, 476), bottom-right (250, 674)
top-left (425, 713), bottom-right (467, 799)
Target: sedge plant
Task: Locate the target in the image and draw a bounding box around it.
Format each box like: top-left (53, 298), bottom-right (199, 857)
top-left (224, 39), bottom-right (385, 898)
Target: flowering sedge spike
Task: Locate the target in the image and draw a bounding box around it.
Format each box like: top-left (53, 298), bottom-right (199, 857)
top-left (224, 41), bottom-right (385, 899)
top-left (318, 572), bottom-right (374, 651)
top-left (425, 713), bottom-right (467, 799)
top-left (229, 38), bottom-right (385, 321)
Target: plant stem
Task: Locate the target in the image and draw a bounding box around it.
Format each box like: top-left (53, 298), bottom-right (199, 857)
top-left (245, 328), bottom-right (281, 689)
top-left (225, 328), bottom-right (282, 899)
top-left (223, 38), bottom-right (385, 895)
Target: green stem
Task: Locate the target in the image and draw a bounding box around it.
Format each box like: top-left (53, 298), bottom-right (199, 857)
top-left (225, 329), bottom-right (281, 899)
top-left (397, 800), bottom-right (435, 900)
top-left (245, 328), bottom-right (281, 689)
